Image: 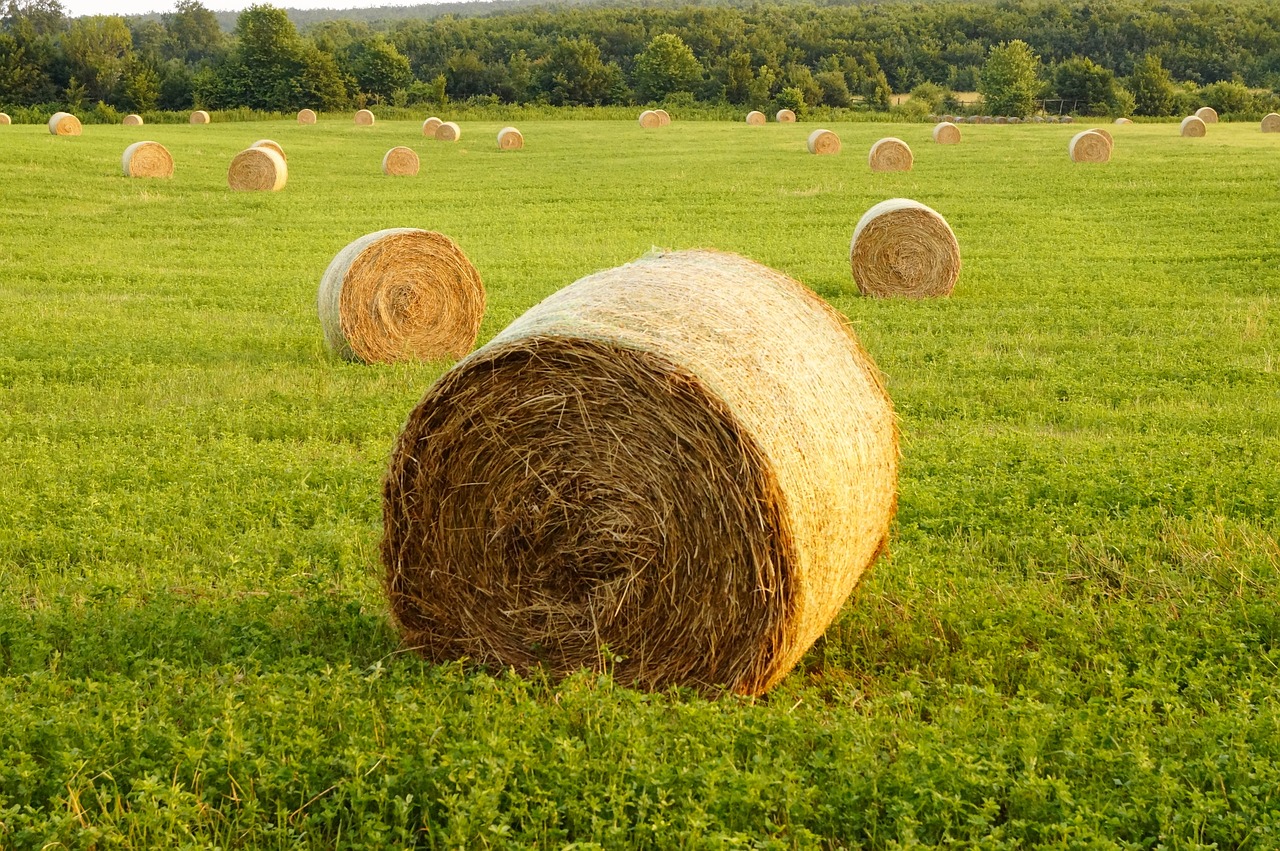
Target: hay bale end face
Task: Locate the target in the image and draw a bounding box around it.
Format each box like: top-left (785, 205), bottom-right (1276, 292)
top-left (776, 108), bottom-right (797, 123)
top-left (297, 108), bottom-right (317, 125)
top-left (435, 121), bottom-right (461, 142)
top-left (638, 110), bottom-right (661, 129)
top-left (807, 128), bottom-right (841, 155)
top-left (318, 228), bottom-right (485, 364)
top-left (932, 121), bottom-right (961, 144)
top-left (0, 113), bottom-right (10, 125)
top-left (869, 137), bottom-right (913, 171)
top-left (1262, 113), bottom-right (1280, 133)
top-left (382, 248), bottom-right (898, 696)
top-left (48, 112), bottom-right (82, 136)
top-left (190, 110), bottom-right (210, 124)
top-left (654, 108), bottom-right (671, 126)
top-left (354, 109), bottom-right (375, 126)
top-left (121, 141), bottom-right (174, 178)
top-left (1085, 127), bottom-right (1114, 149)
top-left (123, 114), bottom-right (143, 126)
top-left (252, 139), bottom-right (286, 161)
top-left (497, 126), bottom-right (524, 150)
top-left (746, 110), bottom-right (766, 126)
top-left (1195, 106), bottom-right (1219, 123)
top-left (422, 116), bottom-right (442, 136)
top-left (382, 146), bottom-right (420, 176)
top-left (1069, 129), bottom-right (1112, 162)
top-left (227, 146), bottom-right (287, 191)
top-left (850, 198), bottom-right (960, 299)
top-left (1180, 115), bottom-right (1207, 137)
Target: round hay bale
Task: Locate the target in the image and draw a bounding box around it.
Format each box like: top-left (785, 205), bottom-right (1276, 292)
top-left (1195, 106), bottom-right (1218, 123)
top-left (850, 199), bottom-right (960, 299)
top-left (1181, 115), bottom-right (1207, 137)
top-left (745, 110), bottom-right (766, 126)
top-left (1032, 116), bottom-right (1045, 123)
top-left (422, 116), bottom-right (442, 136)
top-left (227, 146), bottom-right (287, 191)
top-left (654, 108), bottom-right (671, 126)
top-left (932, 121), bottom-right (961, 144)
top-left (497, 126), bottom-right (524, 150)
top-left (1261, 113), bottom-right (1280, 133)
top-left (48, 112), bottom-right (82, 136)
top-left (122, 114), bottom-right (143, 126)
top-left (776, 108), bottom-right (797, 123)
top-left (0, 113), bottom-right (9, 125)
top-left (868, 137), bottom-right (913, 171)
top-left (995, 116), bottom-right (1009, 125)
top-left (382, 248), bottom-right (898, 696)
top-left (1069, 129), bottom-right (1112, 163)
top-left (1114, 117), bottom-right (1133, 125)
top-left (941, 114), bottom-right (955, 123)
top-left (252, 139), bottom-right (286, 161)
top-left (354, 109), bottom-right (375, 126)
top-left (806, 128), bottom-right (841, 155)
top-left (638, 109), bottom-right (661, 129)
top-left (190, 110), bottom-right (210, 124)
top-left (1061, 115), bottom-right (1075, 124)
top-left (318, 228), bottom-right (484, 363)
top-left (121, 141), bottom-right (174, 178)
top-left (298, 108), bottom-right (317, 125)
top-left (1085, 127), bottom-right (1114, 150)
top-left (382, 146), bottom-right (420, 176)
top-left (436, 121), bottom-right (461, 142)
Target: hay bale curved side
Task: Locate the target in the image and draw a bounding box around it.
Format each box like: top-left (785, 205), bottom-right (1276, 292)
top-left (0, 113), bottom-right (10, 125)
top-left (1262, 113), bottom-right (1280, 133)
top-left (1114, 117), bottom-right (1133, 125)
top-left (318, 228), bottom-right (485, 364)
top-left (497, 126), bottom-right (524, 150)
top-left (850, 198), bottom-right (960, 299)
top-left (869, 137), bottom-right (913, 171)
top-left (932, 121), bottom-right (961, 144)
top-left (382, 249), bottom-right (898, 696)
top-left (251, 139), bottom-right (286, 161)
top-left (382, 146), bottom-right (420, 176)
top-left (1069, 129), bottom-right (1112, 162)
top-left (123, 114), bottom-right (143, 126)
top-left (121, 141), bottom-right (174, 178)
top-left (422, 117), bottom-right (442, 136)
top-left (48, 112), bottom-right (82, 136)
top-left (776, 109), bottom-right (797, 123)
top-left (190, 110), bottom-right (210, 124)
top-left (745, 111), bottom-right (766, 126)
top-left (354, 109), bottom-right (375, 126)
top-left (1180, 116), bottom-right (1206, 137)
top-left (654, 108), bottom-right (671, 126)
top-left (297, 109), bottom-right (317, 125)
top-left (435, 121), bottom-right (461, 142)
top-left (1195, 106), bottom-right (1219, 123)
top-left (227, 147), bottom-right (287, 191)
top-left (1085, 127), bottom-right (1114, 149)
top-left (806, 128), bottom-right (840, 155)
top-left (638, 110), bottom-right (661, 129)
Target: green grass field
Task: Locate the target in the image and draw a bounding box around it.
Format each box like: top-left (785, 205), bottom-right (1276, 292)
top-left (1, 117), bottom-right (1278, 848)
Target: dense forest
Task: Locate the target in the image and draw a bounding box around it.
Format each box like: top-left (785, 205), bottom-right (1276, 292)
top-left (2, 0), bottom-right (1279, 120)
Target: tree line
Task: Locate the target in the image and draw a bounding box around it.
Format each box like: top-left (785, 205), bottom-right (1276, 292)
top-left (2, 0), bottom-right (1279, 121)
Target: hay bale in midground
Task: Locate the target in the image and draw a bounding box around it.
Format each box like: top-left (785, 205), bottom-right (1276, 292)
top-left (435, 121), bottom-right (461, 142)
top-left (48, 112), bottom-right (81, 136)
top-left (869, 137), bottom-right (913, 171)
top-left (497, 126), bottom-right (524, 150)
top-left (0, 113), bottom-right (10, 125)
top-left (382, 146), bottom-right (419, 176)
top-left (745, 110), bottom-right (766, 126)
top-left (807, 128), bottom-right (840, 155)
top-left (932, 121), bottom-right (961, 144)
top-left (1069, 129), bottom-right (1112, 162)
top-left (190, 110), bottom-right (210, 124)
top-left (252, 139), bottom-right (286, 161)
top-left (298, 109), bottom-right (317, 125)
top-left (850, 199), bottom-right (960, 298)
top-left (354, 109), bottom-right (375, 126)
top-left (1195, 106), bottom-right (1219, 124)
top-left (123, 114), bottom-right (143, 126)
top-left (1114, 117), bottom-right (1133, 125)
top-left (382, 249), bottom-right (898, 696)
top-left (776, 108), bottom-right (797, 123)
top-left (318, 228), bottom-right (484, 363)
top-left (121, 141), bottom-right (174, 178)
top-left (227, 147), bottom-right (287, 191)
top-left (1181, 116), bottom-right (1206, 137)
top-left (1262, 113), bottom-right (1280, 133)
top-left (422, 117), bottom-right (442, 136)
top-left (654, 109), bottom-right (671, 126)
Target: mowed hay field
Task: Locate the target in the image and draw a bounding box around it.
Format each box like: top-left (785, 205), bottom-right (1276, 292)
top-left (1, 117), bottom-right (1278, 847)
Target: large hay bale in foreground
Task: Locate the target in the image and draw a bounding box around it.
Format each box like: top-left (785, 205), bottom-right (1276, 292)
top-left (497, 126), bottom-right (524, 150)
top-left (436, 121), bottom-right (461, 142)
top-left (48, 112), bottom-right (82, 136)
top-left (354, 109), bottom-right (375, 126)
top-left (252, 139), bottom-right (286, 161)
top-left (318, 228), bottom-right (484, 363)
top-left (227, 146), bottom-right (287, 191)
top-left (123, 114), bottom-right (143, 126)
top-left (298, 109), bottom-right (317, 125)
top-left (190, 110), bottom-right (210, 124)
top-left (382, 249), bottom-right (898, 695)
top-left (422, 117), bottom-right (442, 136)
top-left (745, 110), bottom-right (766, 126)
top-left (1262, 113), bottom-right (1280, 133)
top-left (869, 137), bottom-right (913, 171)
top-left (776, 108), bottom-right (797, 123)
top-left (654, 108), bottom-right (671, 126)
top-left (1069, 129), bottom-right (1112, 162)
top-left (1085, 127), bottom-right (1114, 149)
top-left (1181, 116), bottom-right (1206, 137)
top-left (121, 141), bottom-right (174, 178)
top-left (382, 146), bottom-right (420, 176)
top-left (807, 128), bottom-right (841, 155)
top-left (932, 121), bottom-right (961, 144)
top-left (1195, 106), bottom-right (1219, 123)
top-left (0, 113), bottom-right (9, 125)
top-left (850, 199), bottom-right (960, 298)
top-left (638, 110), bottom-right (661, 129)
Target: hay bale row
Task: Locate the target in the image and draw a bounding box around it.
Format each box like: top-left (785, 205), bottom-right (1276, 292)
top-left (1181, 115), bottom-right (1207, 137)
top-left (381, 248), bottom-right (897, 696)
top-left (298, 108), bottom-right (317, 125)
top-left (497, 126), bottom-right (523, 150)
top-left (121, 141), bottom-right (174, 178)
top-left (48, 112), bottom-right (82, 136)
top-left (382, 146), bottom-right (419, 176)
top-left (123, 114), bottom-right (143, 126)
top-left (745, 110), bottom-right (766, 126)
top-left (932, 121), bottom-right (961, 144)
top-left (227, 146), bottom-right (287, 191)
top-left (850, 199), bottom-right (960, 299)
top-left (807, 128), bottom-right (840, 155)
top-left (1069, 129), bottom-right (1112, 162)
top-left (869, 137), bottom-right (913, 171)
top-left (190, 110), bottom-right (210, 124)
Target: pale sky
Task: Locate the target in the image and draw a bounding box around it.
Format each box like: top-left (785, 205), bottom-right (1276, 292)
top-left (63, 0), bottom-right (438, 16)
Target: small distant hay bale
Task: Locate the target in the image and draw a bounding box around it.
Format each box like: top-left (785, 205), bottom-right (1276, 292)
top-left (298, 109), bottom-right (317, 125)
top-left (382, 146), bottom-right (420, 176)
top-left (869, 137), bottom-right (913, 171)
top-left (497, 126), bottom-right (524, 150)
top-left (850, 198), bottom-right (960, 299)
top-left (48, 112), bottom-right (82, 136)
top-left (941, 114), bottom-right (955, 123)
top-left (654, 108), bottom-right (671, 126)
top-left (121, 141), bottom-right (174, 178)
top-left (995, 116), bottom-right (1009, 124)
top-left (776, 108), bottom-right (797, 123)
top-left (1069, 129), bottom-right (1112, 163)
top-left (436, 121), bottom-right (461, 142)
top-left (1009, 117), bottom-right (1023, 124)
top-left (0, 113), bottom-right (10, 125)
top-left (227, 146), bottom-right (287, 191)
top-left (1114, 117), bottom-right (1133, 125)
top-left (746, 110), bottom-right (766, 125)
top-left (638, 110), bottom-right (661, 129)
top-left (1061, 115), bottom-right (1075, 124)
top-left (1045, 116), bottom-right (1060, 124)
top-left (123, 114), bottom-right (143, 126)
top-left (1180, 116), bottom-right (1206, 137)
top-left (1032, 116), bottom-right (1045, 123)
top-left (252, 139), bottom-right (286, 161)
top-left (1195, 106), bottom-right (1218, 123)
top-left (381, 248), bottom-right (898, 696)
top-left (354, 109), bottom-right (375, 126)
top-left (190, 110), bottom-right (210, 124)
top-left (422, 116), bottom-right (442, 136)
top-left (806, 128), bottom-right (841, 155)
top-left (318, 228), bottom-right (485, 363)
top-left (932, 121), bottom-right (961, 144)
top-left (1261, 113), bottom-right (1280, 133)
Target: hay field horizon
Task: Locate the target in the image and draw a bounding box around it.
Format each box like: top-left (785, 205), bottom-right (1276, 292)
top-left (1, 118), bottom-right (1277, 847)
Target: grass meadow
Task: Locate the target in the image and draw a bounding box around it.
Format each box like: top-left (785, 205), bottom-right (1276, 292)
top-left (1, 116), bottom-right (1278, 848)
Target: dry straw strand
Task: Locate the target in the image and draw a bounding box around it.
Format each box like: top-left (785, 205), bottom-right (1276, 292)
top-left (190, 110), bottom-right (210, 124)
top-left (382, 146), bottom-right (420, 176)
top-left (48, 112), bottom-right (82, 136)
top-left (122, 114), bottom-right (143, 126)
top-left (654, 108), bottom-right (671, 126)
top-left (121, 141), bottom-right (174, 178)
top-left (317, 228), bottom-right (485, 364)
top-left (776, 108), bottom-right (797, 123)
top-left (252, 139), bottom-right (286, 161)
top-left (497, 126), bottom-right (524, 150)
top-left (297, 108), bottom-right (317, 125)
top-left (638, 110), bottom-right (661, 129)
top-left (1262, 113), bottom-right (1280, 133)
top-left (422, 116), bottom-right (442, 136)
top-left (745, 110), bottom-right (766, 126)
top-left (227, 146), bottom-right (287, 191)
top-left (354, 109), bottom-right (375, 126)
top-left (850, 198), bottom-right (960, 299)
top-left (381, 248), bottom-right (898, 696)
top-left (869, 137), bottom-right (913, 171)
top-left (435, 121), bottom-right (461, 142)
top-left (932, 121), bottom-right (961, 144)
top-left (1180, 115), bottom-right (1207, 137)
top-left (1069, 129), bottom-right (1112, 162)
top-left (807, 128), bottom-right (841, 155)
top-left (0, 113), bottom-right (10, 125)
top-left (1195, 106), bottom-right (1219, 123)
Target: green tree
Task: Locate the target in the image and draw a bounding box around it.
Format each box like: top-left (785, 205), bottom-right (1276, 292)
top-left (298, 41), bottom-right (346, 109)
top-left (122, 61), bottom-right (159, 111)
top-left (979, 40), bottom-right (1041, 116)
top-left (63, 15), bottom-right (132, 103)
top-left (161, 0), bottom-right (222, 64)
top-left (219, 4), bottom-right (304, 110)
top-left (1199, 79), bottom-right (1253, 116)
top-left (1054, 57), bottom-right (1116, 115)
top-left (1129, 54), bottom-right (1176, 116)
top-left (349, 36), bottom-right (411, 102)
top-left (544, 36), bottom-right (618, 105)
top-left (633, 33), bottom-right (702, 102)
top-left (815, 69), bottom-right (852, 107)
